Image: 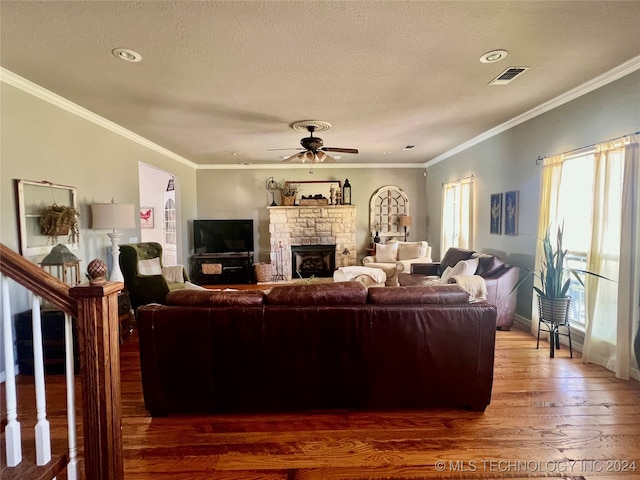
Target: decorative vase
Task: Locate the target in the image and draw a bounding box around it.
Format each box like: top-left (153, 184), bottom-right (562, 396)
top-left (373, 231), bottom-right (380, 243)
top-left (282, 196), bottom-right (295, 206)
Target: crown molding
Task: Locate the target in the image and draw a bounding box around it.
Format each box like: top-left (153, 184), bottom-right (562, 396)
top-left (196, 162), bottom-right (424, 170)
top-left (425, 54), bottom-right (640, 167)
top-left (1, 68), bottom-right (199, 169)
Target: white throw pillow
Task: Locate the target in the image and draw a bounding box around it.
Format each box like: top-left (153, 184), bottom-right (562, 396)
top-left (397, 242), bottom-right (423, 260)
top-left (138, 257), bottom-right (162, 275)
top-left (162, 265), bottom-right (185, 283)
top-left (375, 242), bottom-right (399, 263)
top-left (440, 266), bottom-right (454, 284)
top-left (441, 257), bottom-right (479, 283)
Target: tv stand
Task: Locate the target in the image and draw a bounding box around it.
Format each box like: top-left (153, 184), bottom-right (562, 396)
top-left (191, 253), bottom-right (254, 285)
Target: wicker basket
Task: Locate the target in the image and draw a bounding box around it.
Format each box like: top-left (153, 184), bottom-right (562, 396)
top-left (254, 262), bottom-right (273, 282)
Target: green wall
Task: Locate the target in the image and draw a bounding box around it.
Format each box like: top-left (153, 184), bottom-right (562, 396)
top-left (195, 167), bottom-right (427, 264)
top-left (0, 82), bottom-right (198, 311)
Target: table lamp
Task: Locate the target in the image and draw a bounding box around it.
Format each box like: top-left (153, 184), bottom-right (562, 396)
top-left (398, 215), bottom-right (412, 241)
top-left (91, 199), bottom-right (135, 282)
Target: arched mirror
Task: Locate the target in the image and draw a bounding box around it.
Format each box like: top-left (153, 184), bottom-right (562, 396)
top-left (369, 186), bottom-right (410, 240)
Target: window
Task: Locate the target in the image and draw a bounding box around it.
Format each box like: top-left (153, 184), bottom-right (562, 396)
top-left (441, 177), bottom-right (473, 256)
top-left (552, 149), bottom-right (624, 329)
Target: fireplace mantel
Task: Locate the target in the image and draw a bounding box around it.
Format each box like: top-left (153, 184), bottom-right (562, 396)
top-left (268, 205), bottom-right (356, 281)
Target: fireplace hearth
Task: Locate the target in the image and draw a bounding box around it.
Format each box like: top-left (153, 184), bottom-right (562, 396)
top-left (291, 245), bottom-right (336, 278)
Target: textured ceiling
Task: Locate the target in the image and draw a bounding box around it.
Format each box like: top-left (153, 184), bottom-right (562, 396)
top-left (1, 1), bottom-right (639, 167)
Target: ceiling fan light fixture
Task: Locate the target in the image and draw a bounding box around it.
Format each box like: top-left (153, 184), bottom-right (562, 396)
top-left (480, 49), bottom-right (508, 63)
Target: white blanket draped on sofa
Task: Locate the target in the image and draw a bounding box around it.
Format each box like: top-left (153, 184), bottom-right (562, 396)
top-left (448, 274), bottom-right (487, 303)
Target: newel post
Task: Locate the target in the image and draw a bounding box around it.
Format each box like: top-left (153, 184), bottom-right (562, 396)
top-left (70, 280), bottom-right (124, 480)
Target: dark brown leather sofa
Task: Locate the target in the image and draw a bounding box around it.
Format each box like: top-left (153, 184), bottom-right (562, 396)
top-left (137, 281), bottom-right (497, 416)
top-left (402, 247), bottom-right (520, 330)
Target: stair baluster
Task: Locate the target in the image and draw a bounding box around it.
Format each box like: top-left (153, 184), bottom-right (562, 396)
top-left (2, 275), bottom-right (23, 467)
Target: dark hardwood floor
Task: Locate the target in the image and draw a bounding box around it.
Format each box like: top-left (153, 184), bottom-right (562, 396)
top-left (5, 322), bottom-right (640, 479)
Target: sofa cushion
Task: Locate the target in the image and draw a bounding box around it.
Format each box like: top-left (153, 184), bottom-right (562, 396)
top-left (266, 281), bottom-right (368, 306)
top-left (375, 242), bottom-right (399, 262)
top-left (367, 284), bottom-right (469, 304)
top-left (167, 289), bottom-right (265, 306)
top-left (397, 241), bottom-right (424, 260)
top-left (440, 257), bottom-right (479, 284)
top-left (472, 252), bottom-right (507, 277)
top-left (438, 248), bottom-right (474, 276)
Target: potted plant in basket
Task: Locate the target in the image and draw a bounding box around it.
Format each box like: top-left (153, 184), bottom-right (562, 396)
top-left (514, 224), bottom-right (609, 327)
top-left (39, 203), bottom-right (80, 244)
top-left (278, 180), bottom-right (300, 206)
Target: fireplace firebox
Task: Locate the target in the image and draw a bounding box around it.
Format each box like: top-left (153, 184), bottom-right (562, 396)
top-left (291, 245), bottom-right (336, 278)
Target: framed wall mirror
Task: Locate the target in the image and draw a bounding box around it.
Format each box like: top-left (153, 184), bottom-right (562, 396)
top-left (369, 185), bottom-right (410, 240)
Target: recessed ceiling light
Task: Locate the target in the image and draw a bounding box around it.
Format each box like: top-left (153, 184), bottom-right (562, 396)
top-left (230, 152), bottom-right (242, 156)
top-left (480, 49), bottom-right (508, 64)
top-left (112, 48), bottom-right (142, 63)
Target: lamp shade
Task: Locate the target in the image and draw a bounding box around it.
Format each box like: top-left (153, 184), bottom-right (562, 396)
top-left (91, 201), bottom-right (136, 230)
top-left (398, 215), bottom-right (412, 227)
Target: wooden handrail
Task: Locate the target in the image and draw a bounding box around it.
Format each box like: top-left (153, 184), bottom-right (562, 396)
top-left (0, 244), bottom-right (76, 317)
top-left (1, 242), bottom-right (124, 479)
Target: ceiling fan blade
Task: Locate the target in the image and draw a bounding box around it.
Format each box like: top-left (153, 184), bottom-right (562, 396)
top-left (320, 147), bottom-right (359, 154)
top-left (267, 148), bottom-right (304, 151)
top-left (281, 152), bottom-right (304, 162)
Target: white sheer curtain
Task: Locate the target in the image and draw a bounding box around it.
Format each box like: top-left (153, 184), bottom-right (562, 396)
top-left (617, 140), bottom-right (640, 378)
top-left (583, 138), bottom-right (639, 378)
top-left (582, 142), bottom-right (624, 372)
top-left (441, 177), bottom-right (473, 257)
top-left (531, 153), bottom-right (564, 337)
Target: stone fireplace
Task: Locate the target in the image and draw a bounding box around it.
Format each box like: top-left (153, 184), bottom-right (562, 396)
top-left (291, 244), bottom-right (336, 278)
top-left (268, 205), bottom-right (357, 281)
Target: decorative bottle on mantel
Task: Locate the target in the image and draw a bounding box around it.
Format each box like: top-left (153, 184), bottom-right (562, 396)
top-left (342, 178), bottom-right (352, 205)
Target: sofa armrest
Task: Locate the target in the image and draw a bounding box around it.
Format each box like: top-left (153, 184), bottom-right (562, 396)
top-left (181, 265), bottom-right (190, 282)
top-left (397, 256), bottom-right (434, 272)
top-left (410, 263), bottom-right (440, 276)
top-left (128, 274), bottom-right (171, 309)
top-left (362, 255), bottom-right (376, 265)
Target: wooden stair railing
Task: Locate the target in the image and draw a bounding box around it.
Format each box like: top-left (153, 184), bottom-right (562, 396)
top-left (0, 244), bottom-right (124, 480)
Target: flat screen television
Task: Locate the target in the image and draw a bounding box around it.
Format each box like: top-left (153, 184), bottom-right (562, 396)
top-left (193, 219), bottom-right (254, 254)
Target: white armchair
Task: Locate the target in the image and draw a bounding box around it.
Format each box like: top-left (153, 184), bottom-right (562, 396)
top-left (362, 240), bottom-right (432, 286)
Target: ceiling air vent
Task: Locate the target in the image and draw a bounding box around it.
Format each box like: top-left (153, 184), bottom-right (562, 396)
top-left (489, 66), bottom-right (529, 85)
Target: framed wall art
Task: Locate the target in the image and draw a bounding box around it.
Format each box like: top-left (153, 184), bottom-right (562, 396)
top-left (490, 193), bottom-right (502, 235)
top-left (505, 190), bottom-right (519, 236)
top-left (140, 207), bottom-right (154, 229)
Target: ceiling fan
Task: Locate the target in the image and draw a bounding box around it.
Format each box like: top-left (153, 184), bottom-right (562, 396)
top-left (270, 122), bottom-right (359, 163)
